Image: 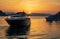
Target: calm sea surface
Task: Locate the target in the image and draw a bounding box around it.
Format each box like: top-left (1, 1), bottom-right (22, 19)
top-left (0, 16), bottom-right (60, 39)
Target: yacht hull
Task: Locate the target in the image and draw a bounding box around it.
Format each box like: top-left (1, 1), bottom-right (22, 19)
top-left (6, 18), bottom-right (31, 36)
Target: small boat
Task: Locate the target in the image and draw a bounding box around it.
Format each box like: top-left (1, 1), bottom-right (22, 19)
top-left (46, 15), bottom-right (54, 22)
top-left (46, 12), bottom-right (60, 22)
top-left (5, 12), bottom-right (31, 36)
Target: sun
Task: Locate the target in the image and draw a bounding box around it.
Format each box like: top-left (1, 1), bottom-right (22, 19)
top-left (25, 8), bottom-right (33, 14)
top-left (20, 0), bottom-right (39, 14)
top-left (20, 0), bottom-right (34, 14)
top-left (23, 3), bottom-right (33, 14)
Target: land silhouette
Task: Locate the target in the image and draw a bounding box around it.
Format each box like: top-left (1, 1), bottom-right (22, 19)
top-left (0, 10), bottom-right (7, 16)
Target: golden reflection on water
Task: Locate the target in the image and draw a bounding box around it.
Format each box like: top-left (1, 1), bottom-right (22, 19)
top-left (30, 17), bottom-right (49, 34)
top-left (28, 16), bottom-right (60, 39)
top-left (0, 18), bottom-right (9, 26)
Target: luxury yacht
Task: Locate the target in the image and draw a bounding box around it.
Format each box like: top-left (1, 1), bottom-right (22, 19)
top-left (5, 12), bottom-right (31, 36)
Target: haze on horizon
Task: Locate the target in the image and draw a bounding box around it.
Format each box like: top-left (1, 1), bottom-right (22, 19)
top-left (0, 0), bottom-right (60, 14)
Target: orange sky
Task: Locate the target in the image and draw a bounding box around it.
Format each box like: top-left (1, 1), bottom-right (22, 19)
top-left (0, 0), bottom-right (60, 14)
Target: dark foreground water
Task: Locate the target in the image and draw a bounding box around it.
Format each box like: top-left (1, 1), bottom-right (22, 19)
top-left (0, 16), bottom-right (60, 39)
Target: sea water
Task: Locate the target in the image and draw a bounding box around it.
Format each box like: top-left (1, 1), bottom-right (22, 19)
top-left (0, 16), bottom-right (60, 39)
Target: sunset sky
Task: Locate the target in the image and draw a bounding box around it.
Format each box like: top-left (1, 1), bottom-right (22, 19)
top-left (0, 0), bottom-right (60, 14)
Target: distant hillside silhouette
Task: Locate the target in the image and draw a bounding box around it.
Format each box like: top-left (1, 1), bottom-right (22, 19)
top-left (0, 10), bottom-right (7, 16)
top-left (55, 12), bottom-right (60, 16)
top-left (28, 13), bottom-right (51, 16)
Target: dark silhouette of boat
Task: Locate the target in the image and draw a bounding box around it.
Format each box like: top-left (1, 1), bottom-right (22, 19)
top-left (46, 12), bottom-right (60, 22)
top-left (5, 12), bottom-right (31, 36)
